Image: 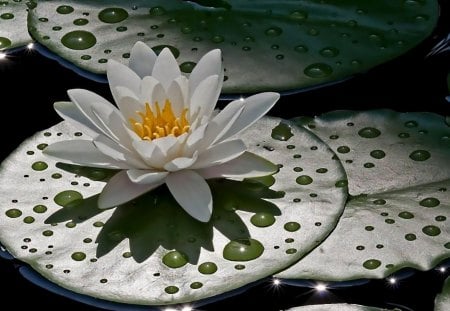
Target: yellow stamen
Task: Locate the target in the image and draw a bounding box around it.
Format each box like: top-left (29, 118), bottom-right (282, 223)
top-left (129, 100), bottom-right (190, 141)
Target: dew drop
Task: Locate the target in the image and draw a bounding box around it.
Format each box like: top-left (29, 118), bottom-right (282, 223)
top-left (1, 12), bottom-right (14, 20)
top-left (296, 175), bottom-right (313, 185)
top-left (61, 30), bottom-right (96, 50)
top-left (399, 211), bottom-right (414, 219)
top-left (180, 61), bottom-right (196, 73)
top-left (364, 162), bottom-right (375, 168)
top-left (294, 45), bottom-right (308, 53)
top-left (284, 222), bottom-right (301, 232)
top-left (422, 225), bottom-right (440, 236)
top-left (54, 190), bottom-right (83, 207)
top-left (56, 5), bottom-right (74, 14)
top-left (164, 286), bottom-right (179, 294)
top-left (198, 262), bottom-right (218, 274)
top-left (405, 233), bottom-right (417, 241)
top-left (98, 8), bottom-right (128, 23)
top-left (162, 250), bottom-right (188, 268)
top-left (223, 238), bottom-right (264, 261)
top-left (42, 230), bottom-right (53, 237)
top-left (190, 282), bottom-right (203, 289)
top-left (419, 197), bottom-right (440, 207)
top-left (32, 161), bottom-right (48, 171)
top-left (33, 205), bottom-right (47, 213)
top-left (398, 132), bottom-right (410, 138)
top-left (363, 259), bottom-right (381, 270)
top-left (335, 180), bottom-right (348, 188)
top-left (409, 150), bottom-right (430, 161)
top-left (304, 63), bottom-right (333, 78)
top-left (370, 150), bottom-right (386, 159)
top-left (435, 215), bottom-right (446, 222)
top-left (250, 212), bottom-right (276, 227)
top-left (211, 35), bottom-right (224, 43)
top-left (122, 251), bottom-right (132, 258)
top-left (358, 127), bottom-right (381, 138)
top-left (71, 252), bottom-right (86, 261)
top-left (149, 6), bottom-right (166, 16)
top-left (0, 37), bottom-right (12, 49)
top-left (271, 122), bottom-right (293, 141)
top-left (73, 18), bottom-right (89, 26)
top-left (23, 216), bottom-right (35, 224)
top-left (320, 47), bottom-right (339, 57)
top-left (289, 10), bottom-right (308, 22)
top-left (265, 26), bottom-right (282, 37)
top-left (337, 146), bottom-right (350, 153)
top-left (5, 209), bottom-right (22, 218)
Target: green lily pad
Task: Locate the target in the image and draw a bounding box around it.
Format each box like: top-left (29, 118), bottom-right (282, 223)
top-left (287, 304), bottom-right (396, 311)
top-left (0, 117), bottom-right (346, 305)
top-left (0, 0), bottom-right (33, 50)
top-left (28, 0), bottom-right (438, 93)
top-left (277, 110), bottom-right (450, 281)
top-left (435, 276), bottom-right (450, 311)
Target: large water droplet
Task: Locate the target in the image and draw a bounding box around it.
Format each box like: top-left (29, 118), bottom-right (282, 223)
top-left (289, 10), bottom-right (308, 22)
top-left (409, 150), bottom-right (430, 161)
top-left (33, 205), bottom-right (47, 213)
top-left (54, 190), bottom-right (83, 207)
top-left (398, 211), bottom-right (414, 219)
top-left (61, 31), bottom-right (97, 50)
top-left (284, 222), bottom-right (301, 232)
top-left (370, 150), bottom-right (386, 159)
top-left (223, 238), bottom-right (264, 261)
top-left (98, 8), bottom-right (129, 23)
top-left (149, 6), bottom-right (166, 16)
top-left (162, 250), bottom-right (188, 268)
top-left (164, 286), bottom-right (179, 294)
top-left (304, 63), bottom-right (333, 78)
top-left (180, 61), bottom-right (196, 73)
top-left (1, 13), bottom-right (14, 20)
top-left (271, 122), bottom-right (293, 141)
top-left (73, 18), bottom-right (89, 26)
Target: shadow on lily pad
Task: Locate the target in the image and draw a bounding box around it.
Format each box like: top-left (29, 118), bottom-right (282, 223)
top-left (45, 165), bottom-right (282, 264)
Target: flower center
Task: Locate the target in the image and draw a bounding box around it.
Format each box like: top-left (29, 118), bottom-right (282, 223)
top-left (130, 100), bottom-right (190, 141)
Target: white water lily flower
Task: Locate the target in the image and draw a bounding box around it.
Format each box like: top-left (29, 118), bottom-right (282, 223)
top-left (44, 41), bottom-right (279, 222)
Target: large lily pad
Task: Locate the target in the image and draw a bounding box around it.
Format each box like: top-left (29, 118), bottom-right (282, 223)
top-left (28, 0), bottom-right (438, 93)
top-left (277, 110), bottom-right (450, 281)
top-left (0, 0), bottom-right (33, 50)
top-left (435, 276), bottom-right (450, 311)
top-left (0, 117), bottom-right (346, 305)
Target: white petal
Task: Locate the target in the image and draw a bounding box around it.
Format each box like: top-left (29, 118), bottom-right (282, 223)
top-left (67, 89), bottom-right (120, 139)
top-left (197, 151), bottom-right (278, 179)
top-left (166, 170), bottom-right (212, 222)
top-left (164, 152), bottom-right (198, 172)
top-left (115, 92), bottom-right (143, 121)
top-left (150, 83), bottom-right (168, 109)
top-left (189, 49), bottom-right (223, 99)
top-left (174, 75), bottom-right (189, 106)
top-left (107, 59), bottom-right (141, 104)
top-left (185, 123), bottom-right (207, 151)
top-left (151, 48), bottom-right (181, 90)
top-left (98, 171), bottom-right (163, 209)
top-left (53, 101), bottom-right (99, 138)
top-left (43, 140), bottom-right (129, 169)
top-left (132, 136), bottom-right (178, 168)
top-left (199, 100), bottom-right (245, 150)
top-left (127, 169), bottom-right (168, 184)
top-left (219, 92), bottom-right (280, 142)
top-left (166, 80), bottom-right (185, 116)
top-left (191, 139), bottom-right (246, 169)
top-left (93, 135), bottom-right (147, 169)
top-left (129, 41), bottom-right (158, 78)
top-left (190, 75), bottom-right (220, 120)
top-left (140, 76), bottom-right (160, 104)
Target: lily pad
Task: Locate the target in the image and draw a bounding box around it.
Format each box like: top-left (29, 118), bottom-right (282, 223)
top-left (0, 0), bottom-right (33, 50)
top-left (0, 117), bottom-right (346, 305)
top-left (287, 304), bottom-right (396, 311)
top-left (28, 0), bottom-right (438, 93)
top-left (277, 110), bottom-right (450, 281)
top-left (435, 276), bottom-right (450, 311)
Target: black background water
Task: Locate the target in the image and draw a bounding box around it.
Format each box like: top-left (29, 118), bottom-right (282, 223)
top-left (0, 2), bottom-right (449, 310)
